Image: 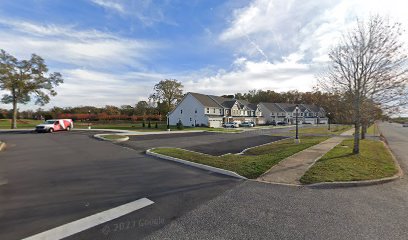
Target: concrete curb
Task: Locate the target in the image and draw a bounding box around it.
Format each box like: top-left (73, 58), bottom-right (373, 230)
top-left (238, 137), bottom-right (290, 155)
top-left (146, 148), bottom-right (247, 180)
top-left (0, 141), bottom-right (6, 151)
top-left (304, 139), bottom-right (403, 189)
top-left (93, 134), bottom-right (130, 142)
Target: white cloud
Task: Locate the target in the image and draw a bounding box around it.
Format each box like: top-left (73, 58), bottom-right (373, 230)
top-left (89, 0), bottom-right (171, 26)
top-left (182, 58), bottom-right (316, 96)
top-left (0, 19), bottom-right (160, 69)
top-left (90, 0), bottom-right (125, 14)
top-left (220, 0), bottom-right (408, 62)
top-left (211, 0), bottom-right (408, 101)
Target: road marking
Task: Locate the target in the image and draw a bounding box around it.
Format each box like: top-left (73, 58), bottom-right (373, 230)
top-left (23, 198), bottom-right (154, 240)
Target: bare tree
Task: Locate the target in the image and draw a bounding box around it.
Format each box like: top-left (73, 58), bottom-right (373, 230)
top-left (319, 15), bottom-right (408, 154)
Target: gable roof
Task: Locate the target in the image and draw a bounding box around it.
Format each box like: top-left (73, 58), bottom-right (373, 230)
top-left (260, 102), bottom-right (284, 112)
top-left (189, 92), bottom-right (222, 108)
top-left (301, 104), bottom-right (325, 113)
top-left (187, 92), bottom-right (324, 113)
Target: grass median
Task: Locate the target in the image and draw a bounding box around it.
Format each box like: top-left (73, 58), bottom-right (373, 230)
top-left (151, 136), bottom-right (329, 179)
top-left (100, 134), bottom-right (128, 140)
top-left (290, 125), bottom-right (352, 136)
top-left (300, 139), bottom-right (398, 184)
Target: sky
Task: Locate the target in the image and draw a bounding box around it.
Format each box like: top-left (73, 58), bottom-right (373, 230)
top-left (0, 0), bottom-right (407, 114)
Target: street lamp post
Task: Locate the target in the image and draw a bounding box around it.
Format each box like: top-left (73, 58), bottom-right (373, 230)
top-left (167, 114), bottom-right (170, 131)
top-left (88, 110), bottom-right (91, 130)
top-left (327, 112), bottom-right (331, 131)
top-left (295, 105), bottom-right (300, 144)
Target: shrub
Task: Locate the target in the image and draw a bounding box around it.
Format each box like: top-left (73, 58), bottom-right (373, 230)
top-left (177, 120), bottom-right (184, 130)
top-left (155, 122), bottom-right (158, 128)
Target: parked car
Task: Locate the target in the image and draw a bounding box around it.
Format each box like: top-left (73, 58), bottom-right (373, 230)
top-left (266, 120), bottom-right (276, 126)
top-left (249, 121), bottom-right (256, 127)
top-left (35, 119), bottom-right (73, 133)
top-left (403, 122), bottom-right (408, 127)
top-left (239, 122), bottom-right (254, 127)
top-left (277, 121), bottom-right (287, 126)
top-left (223, 122), bottom-right (239, 128)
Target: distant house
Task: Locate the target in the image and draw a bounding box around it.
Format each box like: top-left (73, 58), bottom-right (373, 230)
top-left (168, 92), bottom-right (260, 127)
top-left (258, 102), bottom-right (327, 124)
top-left (168, 92), bottom-right (327, 127)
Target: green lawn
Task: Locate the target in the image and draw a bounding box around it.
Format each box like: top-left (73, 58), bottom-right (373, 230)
top-left (300, 139), bottom-right (398, 184)
top-left (289, 125), bottom-right (352, 136)
top-left (151, 136), bottom-right (329, 179)
top-left (366, 123), bottom-right (380, 136)
top-left (100, 134), bottom-right (128, 140)
top-left (0, 119), bottom-right (43, 129)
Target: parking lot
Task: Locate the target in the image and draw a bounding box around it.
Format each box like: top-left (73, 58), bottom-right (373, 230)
top-left (2, 124), bottom-right (408, 240)
top-left (0, 129), bottom-right (283, 240)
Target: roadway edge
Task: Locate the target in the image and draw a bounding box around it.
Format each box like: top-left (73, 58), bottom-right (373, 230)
top-left (146, 148), bottom-right (247, 180)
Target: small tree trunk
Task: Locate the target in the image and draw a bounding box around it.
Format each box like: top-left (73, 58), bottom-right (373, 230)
top-left (353, 122), bottom-right (360, 154)
top-left (361, 123), bottom-right (367, 140)
top-left (12, 98), bottom-right (18, 129)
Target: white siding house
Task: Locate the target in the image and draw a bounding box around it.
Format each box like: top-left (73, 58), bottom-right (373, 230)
top-left (168, 93), bottom-right (207, 127)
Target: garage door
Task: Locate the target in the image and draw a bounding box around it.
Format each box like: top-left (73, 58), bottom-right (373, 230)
top-left (209, 119), bottom-right (223, 128)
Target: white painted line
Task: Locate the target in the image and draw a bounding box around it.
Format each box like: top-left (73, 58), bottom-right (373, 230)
top-left (23, 198), bottom-right (154, 240)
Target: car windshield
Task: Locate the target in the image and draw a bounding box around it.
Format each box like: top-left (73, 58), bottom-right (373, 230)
top-left (44, 120), bottom-right (56, 124)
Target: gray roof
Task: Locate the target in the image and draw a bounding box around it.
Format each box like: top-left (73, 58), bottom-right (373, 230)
top-left (189, 92), bottom-right (222, 108)
top-left (301, 104), bottom-right (325, 113)
top-left (188, 92), bottom-right (324, 113)
top-left (190, 93), bottom-right (255, 110)
top-left (260, 102), bottom-right (283, 112)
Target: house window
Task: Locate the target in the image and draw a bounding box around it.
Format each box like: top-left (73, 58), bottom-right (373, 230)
top-left (219, 109), bottom-right (222, 114)
top-left (213, 108), bottom-right (216, 113)
top-left (190, 117), bottom-right (192, 121)
top-left (180, 109), bottom-right (183, 114)
top-left (195, 109), bottom-right (197, 114)
top-left (207, 108), bottom-right (209, 113)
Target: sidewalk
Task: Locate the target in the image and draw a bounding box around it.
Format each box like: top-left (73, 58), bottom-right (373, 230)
top-left (257, 128), bottom-right (355, 185)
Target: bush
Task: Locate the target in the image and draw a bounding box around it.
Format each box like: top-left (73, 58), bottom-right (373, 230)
top-left (176, 120), bottom-right (184, 130)
top-left (155, 122), bottom-right (158, 128)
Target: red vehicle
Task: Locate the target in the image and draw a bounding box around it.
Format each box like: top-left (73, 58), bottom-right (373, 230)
top-left (35, 119), bottom-right (74, 133)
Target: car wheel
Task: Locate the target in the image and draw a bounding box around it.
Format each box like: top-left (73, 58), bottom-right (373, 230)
top-left (66, 126), bottom-right (71, 131)
top-left (49, 128), bottom-right (54, 133)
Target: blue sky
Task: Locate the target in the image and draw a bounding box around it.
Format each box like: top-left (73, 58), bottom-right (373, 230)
top-left (0, 0), bottom-right (407, 115)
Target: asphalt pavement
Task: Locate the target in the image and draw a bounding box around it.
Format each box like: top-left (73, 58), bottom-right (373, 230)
top-left (1, 123), bottom-right (407, 240)
top-left (146, 122), bottom-right (408, 240)
top-left (0, 130), bottom-right (240, 240)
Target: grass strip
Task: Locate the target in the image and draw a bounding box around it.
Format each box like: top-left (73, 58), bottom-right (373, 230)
top-left (289, 125), bottom-right (352, 136)
top-left (300, 139), bottom-right (397, 184)
top-left (151, 136), bottom-right (328, 179)
top-left (100, 135), bottom-right (128, 140)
